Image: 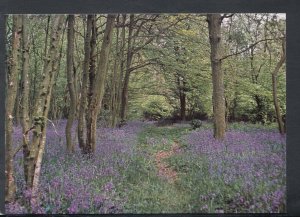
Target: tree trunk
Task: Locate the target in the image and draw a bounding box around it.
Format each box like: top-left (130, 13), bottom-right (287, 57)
top-left (85, 15), bottom-right (97, 154)
top-left (86, 14), bottom-right (116, 153)
top-left (178, 77), bottom-right (186, 121)
top-left (207, 14), bottom-right (226, 140)
top-left (5, 15), bottom-right (22, 203)
top-left (120, 14), bottom-right (134, 122)
top-left (78, 15), bottom-right (92, 152)
top-left (116, 15), bottom-right (127, 124)
top-left (65, 15), bottom-right (76, 153)
top-left (14, 82), bottom-right (21, 125)
top-left (110, 15), bottom-right (120, 127)
top-left (20, 15), bottom-right (31, 193)
top-left (22, 16), bottom-right (65, 204)
top-left (272, 40), bottom-right (286, 135)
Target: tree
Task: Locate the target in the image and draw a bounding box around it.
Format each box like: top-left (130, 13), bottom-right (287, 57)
top-left (110, 15), bottom-right (121, 127)
top-left (65, 15), bottom-right (76, 153)
top-left (207, 14), bottom-right (226, 140)
top-left (120, 14), bottom-right (134, 122)
top-left (20, 14), bottom-right (31, 199)
top-left (85, 14), bottom-right (116, 153)
top-left (21, 15), bottom-right (65, 203)
top-left (5, 15), bottom-right (22, 203)
top-left (271, 38), bottom-right (286, 134)
top-left (77, 15), bottom-right (92, 152)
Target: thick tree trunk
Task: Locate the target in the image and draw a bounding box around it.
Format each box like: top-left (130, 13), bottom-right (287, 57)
top-left (78, 15), bottom-right (92, 152)
top-left (272, 41), bottom-right (286, 135)
top-left (65, 15), bottom-right (76, 153)
top-left (207, 14), bottom-right (226, 140)
top-left (5, 15), bottom-right (22, 203)
top-left (21, 16), bottom-right (65, 204)
top-left (120, 14), bottom-right (134, 122)
top-left (86, 14), bottom-right (116, 153)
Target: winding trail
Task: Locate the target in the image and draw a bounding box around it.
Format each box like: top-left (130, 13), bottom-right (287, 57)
top-left (155, 141), bottom-right (181, 183)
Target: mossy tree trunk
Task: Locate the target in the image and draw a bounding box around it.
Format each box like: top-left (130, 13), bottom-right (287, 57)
top-left (20, 15), bottom-right (31, 194)
top-left (5, 14), bottom-right (22, 203)
top-left (21, 15), bottom-right (65, 204)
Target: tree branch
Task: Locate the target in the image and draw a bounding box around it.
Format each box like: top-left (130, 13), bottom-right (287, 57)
top-left (221, 13), bottom-right (235, 20)
top-left (129, 58), bottom-right (158, 73)
top-left (220, 38), bottom-right (281, 61)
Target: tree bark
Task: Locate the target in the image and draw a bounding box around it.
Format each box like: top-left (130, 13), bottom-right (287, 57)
top-left (5, 15), bottom-right (22, 203)
top-left (20, 15), bottom-right (31, 193)
top-left (86, 14), bottom-right (116, 153)
top-left (65, 15), bottom-right (76, 153)
top-left (78, 15), bottom-right (92, 152)
top-left (207, 14), bottom-right (226, 140)
top-left (110, 15), bottom-right (120, 128)
top-left (272, 40), bottom-right (286, 135)
top-left (21, 16), bottom-right (65, 204)
top-left (178, 77), bottom-right (186, 121)
top-left (120, 14), bottom-right (134, 122)
top-left (116, 15), bottom-right (127, 124)
top-left (85, 15), bottom-right (97, 154)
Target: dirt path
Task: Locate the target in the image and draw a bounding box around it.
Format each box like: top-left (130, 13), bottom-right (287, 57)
top-left (155, 142), bottom-right (181, 183)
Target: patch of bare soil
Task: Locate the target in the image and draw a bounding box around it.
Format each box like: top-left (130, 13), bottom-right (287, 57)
top-left (155, 142), bottom-right (181, 183)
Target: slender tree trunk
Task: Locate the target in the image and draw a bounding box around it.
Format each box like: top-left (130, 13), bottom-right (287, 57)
top-left (177, 76), bottom-right (186, 121)
top-left (180, 80), bottom-right (186, 121)
top-left (50, 21), bottom-right (67, 120)
top-left (86, 14), bottom-right (116, 153)
top-left (20, 15), bottom-right (31, 192)
top-left (30, 34), bottom-right (38, 115)
top-left (85, 15), bottom-right (97, 154)
top-left (116, 15), bottom-right (126, 124)
top-left (180, 93), bottom-right (186, 121)
top-left (272, 40), bottom-right (286, 135)
top-left (14, 82), bottom-right (21, 125)
top-left (110, 15), bottom-right (120, 127)
top-left (65, 15), bottom-right (76, 153)
top-left (78, 15), bottom-right (92, 152)
top-left (120, 14), bottom-right (134, 122)
top-left (207, 14), bottom-right (226, 140)
top-left (5, 15), bottom-right (22, 203)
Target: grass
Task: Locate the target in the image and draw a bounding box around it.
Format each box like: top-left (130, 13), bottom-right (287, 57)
top-left (121, 124), bottom-right (193, 213)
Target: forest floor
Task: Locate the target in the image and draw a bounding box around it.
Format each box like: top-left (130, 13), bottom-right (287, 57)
top-left (7, 121), bottom-right (286, 214)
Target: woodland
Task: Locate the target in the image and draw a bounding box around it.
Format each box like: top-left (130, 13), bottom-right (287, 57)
top-left (5, 13), bottom-right (286, 214)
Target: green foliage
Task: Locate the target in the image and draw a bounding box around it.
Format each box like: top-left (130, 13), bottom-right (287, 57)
top-left (142, 96), bottom-right (172, 120)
